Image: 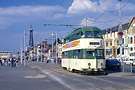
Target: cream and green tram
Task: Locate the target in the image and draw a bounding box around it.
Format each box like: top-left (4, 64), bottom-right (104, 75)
top-left (61, 27), bottom-right (105, 73)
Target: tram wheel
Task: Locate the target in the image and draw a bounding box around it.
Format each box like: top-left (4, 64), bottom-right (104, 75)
top-left (62, 67), bottom-right (67, 70)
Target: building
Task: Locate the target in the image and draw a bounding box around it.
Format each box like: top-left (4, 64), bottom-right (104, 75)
top-left (0, 51), bottom-right (12, 60)
top-left (127, 17), bottom-right (135, 61)
top-left (103, 16), bottom-right (135, 61)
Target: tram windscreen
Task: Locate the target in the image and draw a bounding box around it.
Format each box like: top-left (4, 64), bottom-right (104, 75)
top-left (84, 49), bottom-right (104, 59)
top-left (95, 49), bottom-right (104, 59)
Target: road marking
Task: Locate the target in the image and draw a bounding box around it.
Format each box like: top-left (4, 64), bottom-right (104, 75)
top-left (32, 66), bottom-right (76, 90)
top-left (30, 65), bottom-right (135, 90)
top-left (24, 74), bottom-right (46, 79)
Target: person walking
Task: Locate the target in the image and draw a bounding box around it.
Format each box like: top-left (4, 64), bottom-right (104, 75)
top-left (0, 59), bottom-right (2, 66)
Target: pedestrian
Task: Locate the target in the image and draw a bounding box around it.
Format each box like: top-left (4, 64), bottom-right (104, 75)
top-left (8, 59), bottom-right (11, 67)
top-left (2, 59), bottom-right (5, 66)
top-left (11, 58), bottom-right (15, 67)
top-left (0, 59), bottom-right (2, 66)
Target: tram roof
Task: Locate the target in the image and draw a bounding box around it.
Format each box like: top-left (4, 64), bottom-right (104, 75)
top-left (74, 26), bottom-right (101, 32)
top-left (65, 26), bottom-right (102, 39)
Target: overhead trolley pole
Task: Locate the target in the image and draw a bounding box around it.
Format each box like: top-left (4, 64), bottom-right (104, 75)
top-left (43, 23), bottom-right (82, 64)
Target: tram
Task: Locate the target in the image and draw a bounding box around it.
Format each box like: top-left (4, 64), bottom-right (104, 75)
top-left (61, 27), bottom-right (105, 73)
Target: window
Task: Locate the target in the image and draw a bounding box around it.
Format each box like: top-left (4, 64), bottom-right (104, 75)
top-left (112, 48), bottom-right (116, 57)
top-left (95, 49), bottom-right (104, 59)
top-left (130, 37), bottom-right (133, 44)
top-left (106, 42), bottom-right (108, 47)
top-left (85, 50), bottom-right (95, 59)
top-left (122, 38), bottom-right (124, 44)
top-left (117, 48), bottom-right (120, 55)
top-left (106, 49), bottom-right (112, 55)
top-left (122, 48), bottom-right (124, 55)
top-left (73, 50), bottom-right (79, 59)
top-left (110, 41), bottom-right (112, 46)
top-left (85, 31), bottom-right (102, 38)
top-left (62, 49), bottom-right (104, 59)
top-left (62, 52), bottom-right (67, 58)
top-left (130, 47), bottom-right (133, 51)
top-left (117, 40), bottom-right (119, 45)
top-left (134, 36), bottom-right (135, 44)
top-left (68, 51), bottom-right (73, 58)
top-left (89, 42), bottom-right (100, 45)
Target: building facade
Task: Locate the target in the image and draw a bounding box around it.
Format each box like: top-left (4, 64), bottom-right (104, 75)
top-left (0, 52), bottom-right (12, 60)
top-left (103, 17), bottom-right (135, 61)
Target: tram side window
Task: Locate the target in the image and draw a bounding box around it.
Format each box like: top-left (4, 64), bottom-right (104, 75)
top-left (85, 31), bottom-right (102, 38)
top-left (70, 32), bottom-right (82, 41)
top-left (73, 50), bottom-right (78, 59)
top-left (94, 31), bottom-right (102, 38)
top-left (72, 49), bottom-right (84, 59)
top-left (62, 52), bottom-right (68, 58)
top-left (68, 51), bottom-right (73, 58)
top-left (85, 31), bottom-right (93, 38)
top-left (62, 51), bottom-right (73, 58)
top-left (78, 49), bottom-right (83, 59)
top-left (72, 50), bottom-right (79, 59)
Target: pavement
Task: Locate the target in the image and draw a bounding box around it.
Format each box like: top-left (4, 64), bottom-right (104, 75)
top-left (1, 62), bottom-right (135, 90)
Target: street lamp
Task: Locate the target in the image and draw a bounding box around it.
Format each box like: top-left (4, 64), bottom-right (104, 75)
top-left (49, 32), bottom-right (58, 64)
top-left (23, 28), bottom-right (26, 66)
top-left (117, 0), bottom-right (124, 72)
top-left (55, 32), bottom-right (58, 64)
top-left (50, 32), bottom-right (55, 59)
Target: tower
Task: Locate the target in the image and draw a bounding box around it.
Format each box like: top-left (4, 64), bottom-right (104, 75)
top-left (29, 25), bottom-right (34, 48)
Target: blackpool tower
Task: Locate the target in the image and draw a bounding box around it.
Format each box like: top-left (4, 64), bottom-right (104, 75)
top-left (29, 25), bottom-right (34, 48)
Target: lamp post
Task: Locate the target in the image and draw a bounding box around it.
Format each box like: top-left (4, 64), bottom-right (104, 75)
top-left (55, 32), bottom-right (58, 64)
top-left (23, 28), bottom-right (26, 66)
top-left (50, 32), bottom-right (54, 59)
top-left (49, 32), bottom-right (58, 64)
top-left (117, 0), bottom-right (124, 72)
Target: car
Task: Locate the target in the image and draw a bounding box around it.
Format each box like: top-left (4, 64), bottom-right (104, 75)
top-left (47, 58), bottom-right (55, 63)
top-left (105, 59), bottom-right (121, 72)
top-left (133, 62), bottom-right (135, 66)
top-left (123, 60), bottom-right (133, 64)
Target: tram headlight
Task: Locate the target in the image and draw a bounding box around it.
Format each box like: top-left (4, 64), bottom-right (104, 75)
top-left (88, 63), bottom-right (91, 66)
top-left (101, 63), bottom-right (103, 66)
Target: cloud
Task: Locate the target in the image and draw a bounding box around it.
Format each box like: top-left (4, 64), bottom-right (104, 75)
top-left (67, 0), bottom-right (135, 16)
top-left (67, 0), bottom-right (135, 29)
top-left (0, 5), bottom-right (65, 17)
top-left (0, 5), bottom-right (65, 30)
top-left (67, 0), bottom-right (112, 15)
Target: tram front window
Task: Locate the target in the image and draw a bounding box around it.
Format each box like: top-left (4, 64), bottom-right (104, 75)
top-left (85, 50), bottom-right (95, 59)
top-left (95, 49), bottom-right (104, 59)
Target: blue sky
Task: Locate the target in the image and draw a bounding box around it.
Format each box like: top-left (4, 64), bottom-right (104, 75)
top-left (0, 0), bottom-right (135, 52)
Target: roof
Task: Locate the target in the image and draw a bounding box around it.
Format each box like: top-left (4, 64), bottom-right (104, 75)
top-left (73, 26), bottom-right (101, 32)
top-left (65, 26), bottom-right (102, 39)
top-left (128, 16), bottom-right (135, 28)
top-left (103, 23), bottom-right (129, 34)
top-left (0, 51), bottom-right (12, 53)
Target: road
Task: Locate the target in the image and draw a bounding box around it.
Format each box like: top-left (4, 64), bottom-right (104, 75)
top-left (0, 62), bottom-right (135, 90)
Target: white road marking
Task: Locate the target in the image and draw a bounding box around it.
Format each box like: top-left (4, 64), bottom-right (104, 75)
top-left (31, 66), bottom-right (76, 90)
top-left (30, 65), bottom-right (135, 90)
top-left (24, 74), bottom-right (46, 79)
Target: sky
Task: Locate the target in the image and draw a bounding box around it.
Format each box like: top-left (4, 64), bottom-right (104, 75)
top-left (0, 0), bottom-right (135, 52)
